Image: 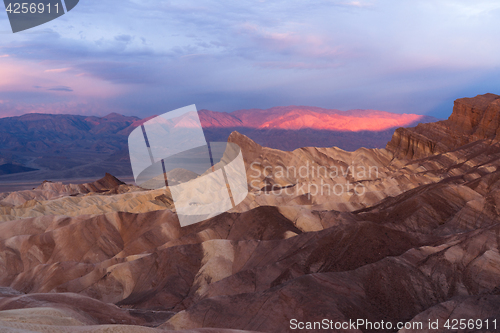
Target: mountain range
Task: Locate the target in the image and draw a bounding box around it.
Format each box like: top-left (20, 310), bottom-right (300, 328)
top-left (0, 107), bottom-right (436, 186)
top-left (0, 93), bottom-right (499, 332)
top-left (199, 106), bottom-right (437, 151)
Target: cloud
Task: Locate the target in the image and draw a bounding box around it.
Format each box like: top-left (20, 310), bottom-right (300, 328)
top-left (0, 98), bottom-right (122, 117)
top-left (0, 54), bottom-right (127, 118)
top-left (0, 0), bottom-right (499, 120)
top-left (115, 34), bottom-right (132, 43)
top-left (337, 1), bottom-right (372, 7)
top-left (48, 86), bottom-right (73, 92)
top-left (44, 68), bottom-right (71, 73)
top-left (256, 61), bottom-right (341, 70)
top-left (240, 26), bottom-right (344, 59)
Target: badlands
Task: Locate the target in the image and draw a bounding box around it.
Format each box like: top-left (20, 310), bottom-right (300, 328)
top-left (1, 94), bottom-right (500, 332)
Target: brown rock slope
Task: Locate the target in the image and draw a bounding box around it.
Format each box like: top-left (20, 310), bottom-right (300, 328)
top-left (1, 94), bottom-right (500, 332)
top-left (387, 93), bottom-right (500, 159)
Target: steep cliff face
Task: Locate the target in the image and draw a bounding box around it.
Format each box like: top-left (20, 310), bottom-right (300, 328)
top-left (448, 93), bottom-right (500, 137)
top-left (386, 127), bottom-right (448, 159)
top-left (387, 93), bottom-right (500, 159)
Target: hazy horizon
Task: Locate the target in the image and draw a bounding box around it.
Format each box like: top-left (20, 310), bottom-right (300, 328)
top-left (0, 103), bottom-right (447, 120)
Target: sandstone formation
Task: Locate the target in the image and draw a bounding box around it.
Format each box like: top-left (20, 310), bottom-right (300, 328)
top-left (0, 173), bottom-right (143, 209)
top-left (387, 93), bottom-right (500, 159)
top-left (0, 94), bottom-right (499, 332)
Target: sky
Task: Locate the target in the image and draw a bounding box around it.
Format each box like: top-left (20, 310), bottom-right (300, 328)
top-left (0, 0), bottom-right (499, 119)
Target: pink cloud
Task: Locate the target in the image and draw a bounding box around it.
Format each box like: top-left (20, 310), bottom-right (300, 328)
top-left (44, 68), bottom-right (71, 73)
top-left (0, 57), bottom-right (131, 118)
top-left (0, 99), bottom-right (125, 118)
top-left (0, 57), bottom-right (125, 98)
top-left (339, 1), bottom-right (372, 8)
top-left (256, 61), bottom-right (341, 70)
top-left (238, 25), bottom-right (346, 63)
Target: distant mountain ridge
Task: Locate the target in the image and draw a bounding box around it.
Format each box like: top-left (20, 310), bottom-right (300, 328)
top-left (201, 106), bottom-right (433, 131)
top-left (0, 107), bottom-right (437, 182)
top-left (0, 112), bottom-right (140, 151)
top-left (200, 106), bottom-right (438, 151)
top-left (0, 112), bottom-right (140, 182)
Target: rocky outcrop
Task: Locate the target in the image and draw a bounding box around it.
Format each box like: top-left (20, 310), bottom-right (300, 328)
top-left (449, 93), bottom-right (500, 138)
top-left (35, 172), bottom-right (126, 193)
top-left (386, 127), bottom-right (448, 159)
top-left (387, 93), bottom-right (500, 159)
top-left (0, 288), bottom-right (257, 332)
top-left (0, 173), bottom-right (139, 208)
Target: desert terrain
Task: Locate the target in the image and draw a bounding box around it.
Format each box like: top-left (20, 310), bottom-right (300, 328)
top-left (0, 94), bottom-right (499, 332)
